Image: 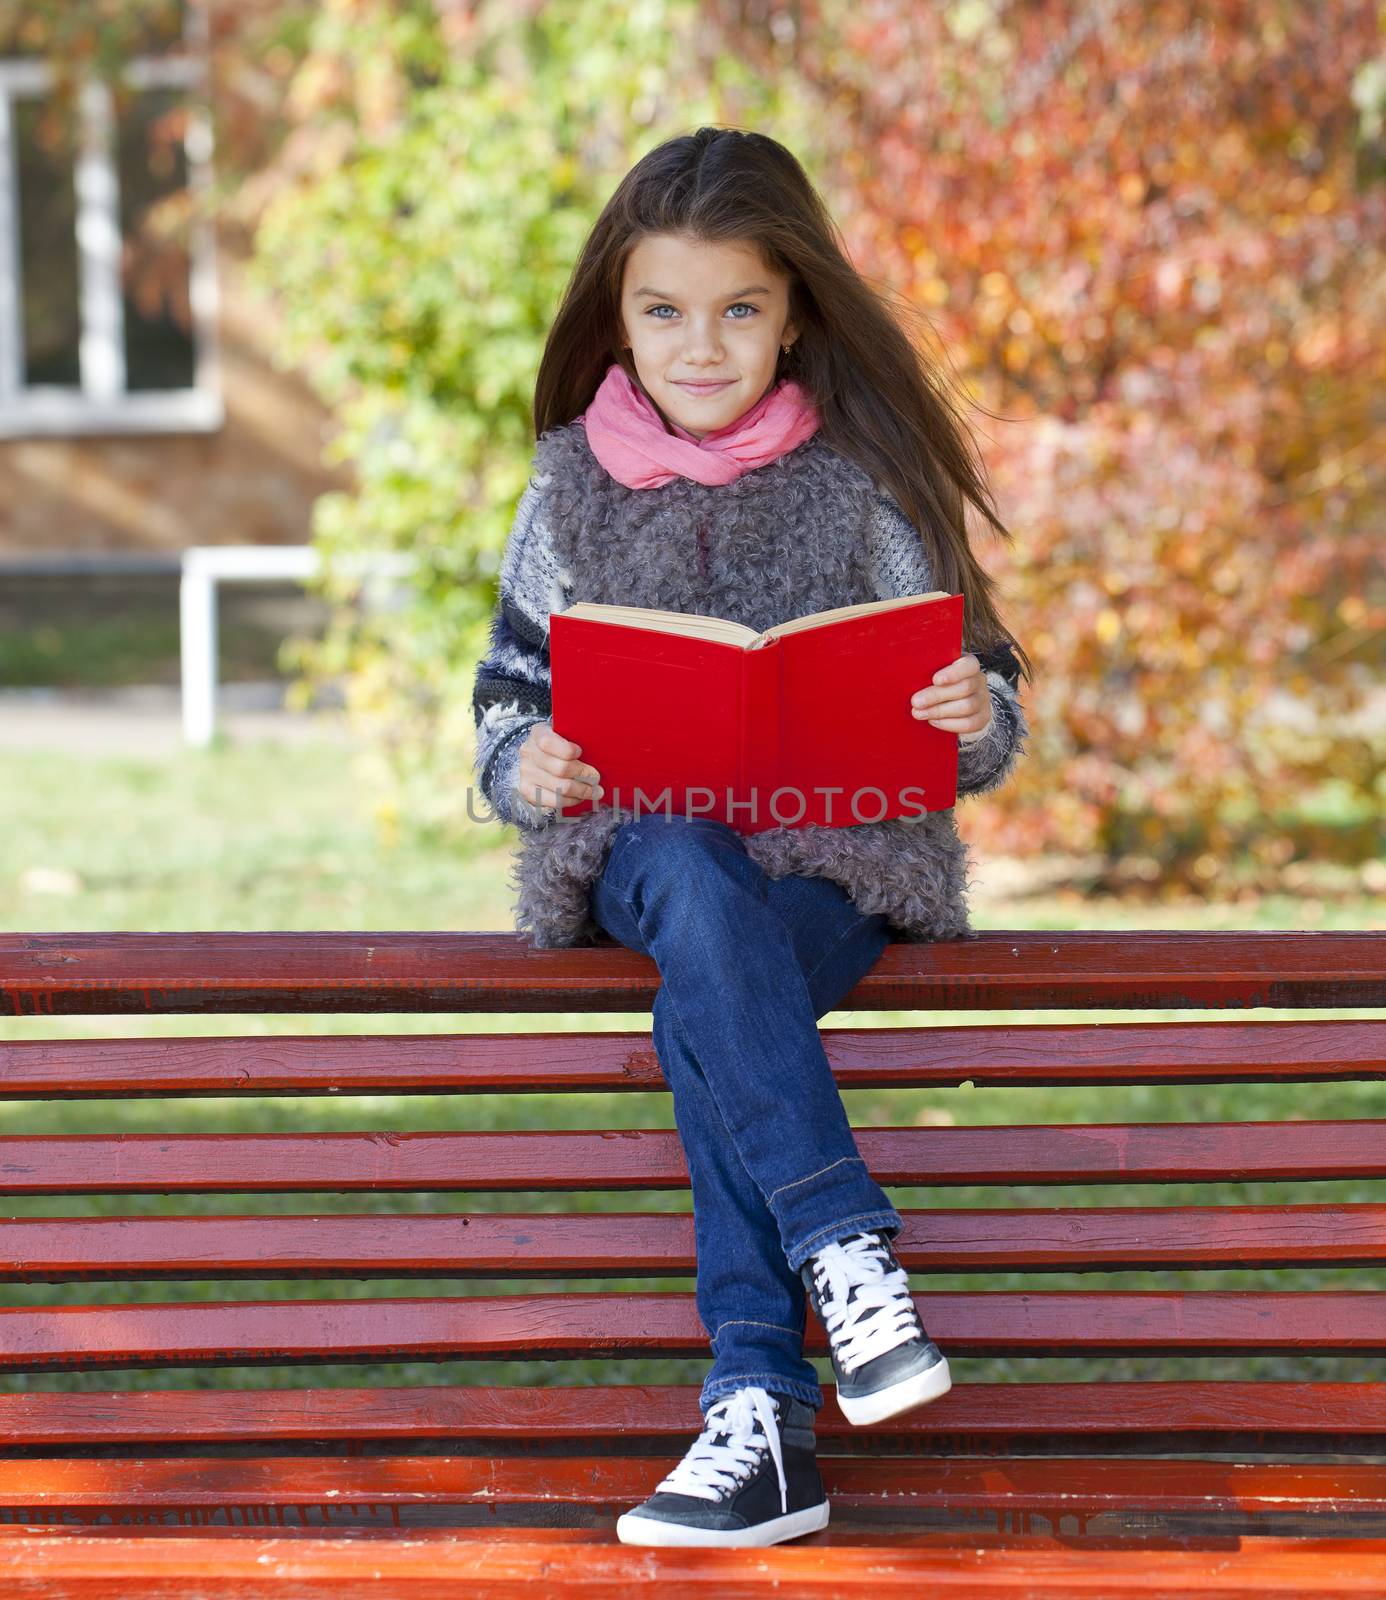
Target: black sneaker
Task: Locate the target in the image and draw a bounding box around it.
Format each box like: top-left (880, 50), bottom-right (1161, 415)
top-left (615, 1386), bottom-right (829, 1548)
top-left (802, 1229), bottom-right (952, 1425)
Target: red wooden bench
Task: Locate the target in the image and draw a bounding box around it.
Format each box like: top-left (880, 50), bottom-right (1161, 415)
top-left (1, 927), bottom-right (1385, 1595)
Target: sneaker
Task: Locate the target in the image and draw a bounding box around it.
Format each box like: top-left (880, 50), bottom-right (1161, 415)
top-left (802, 1229), bottom-right (952, 1426)
top-left (615, 1386), bottom-right (830, 1548)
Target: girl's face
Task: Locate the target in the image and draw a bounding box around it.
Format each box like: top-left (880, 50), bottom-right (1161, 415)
top-left (618, 233), bottom-right (800, 440)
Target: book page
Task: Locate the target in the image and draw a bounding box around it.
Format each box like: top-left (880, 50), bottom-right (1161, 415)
top-left (754, 591), bottom-right (952, 645)
top-left (560, 593), bottom-right (952, 651)
top-left (560, 602), bottom-right (760, 647)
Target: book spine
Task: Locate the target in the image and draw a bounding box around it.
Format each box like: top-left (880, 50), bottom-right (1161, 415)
top-left (739, 640), bottom-right (782, 835)
top-left (735, 645), bottom-right (747, 830)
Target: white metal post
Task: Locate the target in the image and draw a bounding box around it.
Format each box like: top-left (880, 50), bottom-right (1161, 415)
top-left (177, 546), bottom-right (414, 746)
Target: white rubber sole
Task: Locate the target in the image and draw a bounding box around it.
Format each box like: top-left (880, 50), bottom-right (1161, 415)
top-left (615, 1497), bottom-right (831, 1548)
top-left (837, 1351), bottom-right (953, 1426)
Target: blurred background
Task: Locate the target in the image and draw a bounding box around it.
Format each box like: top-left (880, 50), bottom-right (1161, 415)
top-left (0, 0), bottom-right (1381, 1399)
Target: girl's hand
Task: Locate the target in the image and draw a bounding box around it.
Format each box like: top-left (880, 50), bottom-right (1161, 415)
top-left (910, 653), bottom-right (993, 739)
top-left (518, 723), bottom-right (604, 812)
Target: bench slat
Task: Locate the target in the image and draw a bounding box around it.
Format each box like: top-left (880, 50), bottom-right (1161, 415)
top-left (2, 1291), bottom-right (1384, 1372)
top-left (3, 1018), bottom-right (1381, 1098)
top-left (4, 1529), bottom-right (1386, 1598)
top-left (4, 930), bottom-right (1382, 1015)
top-left (1, 1453), bottom-right (1383, 1518)
top-left (4, 1121), bottom-right (1383, 1193)
top-left (4, 1204), bottom-right (1385, 1280)
top-left (4, 1381), bottom-right (1384, 1452)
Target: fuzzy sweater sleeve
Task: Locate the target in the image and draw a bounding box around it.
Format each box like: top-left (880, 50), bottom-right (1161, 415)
top-left (868, 487), bottom-right (1030, 799)
top-left (470, 473), bottom-right (569, 830)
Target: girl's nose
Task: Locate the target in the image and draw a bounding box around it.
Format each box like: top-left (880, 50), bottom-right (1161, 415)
top-left (682, 323), bottom-right (725, 356)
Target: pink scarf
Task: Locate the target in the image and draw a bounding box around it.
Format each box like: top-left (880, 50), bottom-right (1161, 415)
top-left (577, 361), bottom-right (821, 489)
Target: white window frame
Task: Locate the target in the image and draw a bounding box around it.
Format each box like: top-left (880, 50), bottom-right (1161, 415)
top-left (0, 3), bottom-right (222, 438)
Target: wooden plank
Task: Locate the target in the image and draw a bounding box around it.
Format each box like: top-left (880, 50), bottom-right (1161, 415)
top-left (6, 1203), bottom-right (1386, 1281)
top-left (2, 1291), bottom-right (1384, 1373)
top-left (5, 1381), bottom-right (1384, 1455)
top-left (4, 1120), bottom-right (1385, 1194)
top-left (3, 1018), bottom-right (1381, 1099)
top-left (3, 930), bottom-right (1382, 1016)
top-left (2, 1529), bottom-right (1386, 1598)
top-left (0, 1453), bottom-right (1384, 1519)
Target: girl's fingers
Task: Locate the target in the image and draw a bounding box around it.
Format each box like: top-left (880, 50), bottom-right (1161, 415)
top-left (525, 763), bottom-right (604, 803)
top-left (912, 693), bottom-right (983, 720)
top-left (913, 678), bottom-right (984, 707)
top-left (531, 755), bottom-right (601, 785)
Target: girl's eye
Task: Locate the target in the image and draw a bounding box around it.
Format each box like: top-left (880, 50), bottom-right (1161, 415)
top-left (644, 303), bottom-right (759, 321)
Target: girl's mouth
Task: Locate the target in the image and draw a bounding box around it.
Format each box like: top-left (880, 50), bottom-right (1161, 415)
top-left (675, 381), bottom-right (734, 395)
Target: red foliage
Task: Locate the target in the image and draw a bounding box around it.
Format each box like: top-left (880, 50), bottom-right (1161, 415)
top-left (729, 0), bottom-right (1384, 878)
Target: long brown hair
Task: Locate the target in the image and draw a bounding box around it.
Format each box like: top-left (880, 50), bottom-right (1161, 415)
top-left (533, 126), bottom-right (1031, 685)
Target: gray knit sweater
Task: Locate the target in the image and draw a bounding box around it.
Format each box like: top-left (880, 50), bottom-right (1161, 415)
top-left (471, 420), bottom-right (1029, 947)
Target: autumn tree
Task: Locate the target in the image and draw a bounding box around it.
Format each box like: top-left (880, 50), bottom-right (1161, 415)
top-left (721, 0), bottom-right (1384, 887)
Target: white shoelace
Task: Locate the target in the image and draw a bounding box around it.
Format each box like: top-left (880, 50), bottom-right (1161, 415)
top-left (655, 1386), bottom-right (788, 1514)
top-left (809, 1231), bottom-right (922, 1374)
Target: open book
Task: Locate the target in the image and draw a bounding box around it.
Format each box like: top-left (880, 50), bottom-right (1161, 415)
top-left (548, 590), bottom-right (964, 834)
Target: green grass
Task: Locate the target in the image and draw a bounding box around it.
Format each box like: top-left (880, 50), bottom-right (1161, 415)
top-left (0, 741), bottom-right (501, 933)
top-left (0, 615), bottom-right (297, 689)
top-left (1, 738), bottom-right (1383, 1397)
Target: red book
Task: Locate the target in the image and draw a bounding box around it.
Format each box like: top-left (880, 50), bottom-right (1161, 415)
top-left (548, 591), bottom-right (965, 834)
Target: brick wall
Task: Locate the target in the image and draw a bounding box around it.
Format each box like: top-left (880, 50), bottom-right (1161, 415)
top-left (0, 231), bottom-right (354, 557)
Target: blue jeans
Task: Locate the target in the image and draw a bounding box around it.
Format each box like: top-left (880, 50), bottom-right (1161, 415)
top-left (589, 814), bottom-right (901, 1414)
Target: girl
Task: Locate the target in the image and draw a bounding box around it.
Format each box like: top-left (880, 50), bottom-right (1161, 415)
top-left (471, 128), bottom-right (1031, 1549)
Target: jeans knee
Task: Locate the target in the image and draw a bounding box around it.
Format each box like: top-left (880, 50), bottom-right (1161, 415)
top-left (603, 815), bottom-right (746, 904)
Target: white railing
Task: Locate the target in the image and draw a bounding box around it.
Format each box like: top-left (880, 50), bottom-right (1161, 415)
top-left (179, 545), bottom-right (414, 747)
